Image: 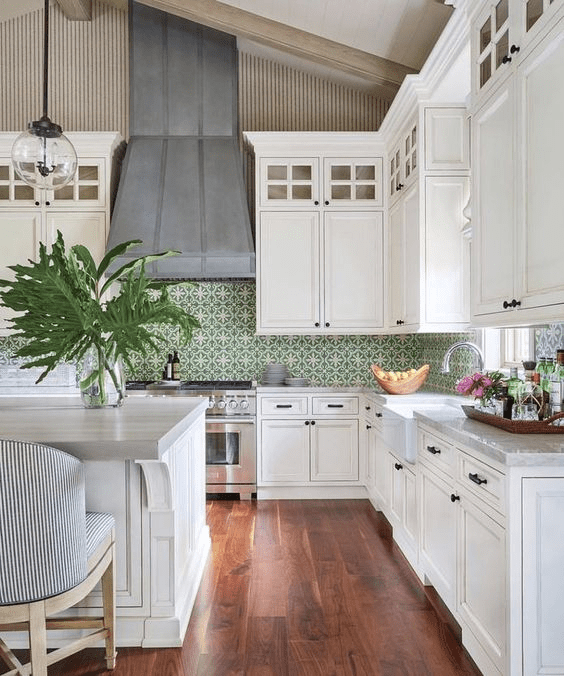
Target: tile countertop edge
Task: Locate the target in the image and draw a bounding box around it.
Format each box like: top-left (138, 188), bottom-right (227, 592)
top-left (414, 410), bottom-right (564, 467)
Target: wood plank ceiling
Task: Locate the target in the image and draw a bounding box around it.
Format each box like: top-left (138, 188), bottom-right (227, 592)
top-left (2, 0), bottom-right (454, 97)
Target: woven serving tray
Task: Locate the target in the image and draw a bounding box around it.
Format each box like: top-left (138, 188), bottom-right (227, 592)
top-left (462, 405), bottom-right (564, 434)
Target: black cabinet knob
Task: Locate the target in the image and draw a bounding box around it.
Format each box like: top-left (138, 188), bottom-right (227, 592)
top-left (397, 183), bottom-right (404, 190)
top-left (366, 424), bottom-right (372, 430)
top-left (510, 44), bottom-right (520, 54)
top-left (365, 405), bottom-right (371, 411)
top-left (396, 319), bottom-right (404, 325)
top-left (512, 299), bottom-right (521, 307)
top-left (325, 322), bottom-right (330, 327)
top-left (450, 494), bottom-right (460, 502)
top-left (375, 412), bottom-right (383, 418)
top-left (314, 200), bottom-right (319, 205)
top-left (315, 322), bottom-right (320, 327)
top-left (305, 421), bottom-right (310, 426)
top-left (35, 201), bottom-right (40, 206)
top-left (394, 462), bottom-right (403, 471)
top-left (502, 54), bottom-right (512, 64)
top-left (503, 300), bottom-right (510, 309)
top-left (45, 200), bottom-right (50, 206)
top-left (311, 420), bottom-right (316, 426)
top-left (324, 200), bottom-right (329, 206)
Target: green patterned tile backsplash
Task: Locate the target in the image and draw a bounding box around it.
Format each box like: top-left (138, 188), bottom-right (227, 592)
top-left (0, 282), bottom-right (475, 392)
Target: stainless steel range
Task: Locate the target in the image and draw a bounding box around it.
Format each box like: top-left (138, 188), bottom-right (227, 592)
top-left (126, 380), bottom-right (256, 499)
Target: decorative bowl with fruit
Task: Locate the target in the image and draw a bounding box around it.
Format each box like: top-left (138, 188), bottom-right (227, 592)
top-left (370, 364), bottom-right (430, 394)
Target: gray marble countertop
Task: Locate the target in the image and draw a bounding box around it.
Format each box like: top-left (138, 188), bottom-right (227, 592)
top-left (415, 408), bottom-right (564, 466)
top-left (0, 396), bottom-right (208, 461)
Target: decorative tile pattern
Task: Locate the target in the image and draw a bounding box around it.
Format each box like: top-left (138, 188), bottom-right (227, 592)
top-left (0, 281), bottom-right (481, 392)
top-left (535, 323), bottom-right (564, 359)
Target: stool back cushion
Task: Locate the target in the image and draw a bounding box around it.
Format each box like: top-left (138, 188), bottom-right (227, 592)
top-left (0, 440), bottom-right (87, 604)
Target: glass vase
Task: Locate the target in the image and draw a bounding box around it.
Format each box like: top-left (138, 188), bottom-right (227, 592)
top-left (79, 342), bottom-right (125, 408)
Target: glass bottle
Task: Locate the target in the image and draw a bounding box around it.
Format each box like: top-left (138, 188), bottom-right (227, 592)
top-left (165, 353), bottom-right (173, 380)
top-left (506, 366), bottom-right (522, 400)
top-left (172, 350), bottom-right (180, 380)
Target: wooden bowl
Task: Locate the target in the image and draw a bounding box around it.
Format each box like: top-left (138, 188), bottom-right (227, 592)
top-left (370, 364), bottom-right (430, 395)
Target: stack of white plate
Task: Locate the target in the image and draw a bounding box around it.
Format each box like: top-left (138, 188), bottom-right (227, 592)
top-left (261, 363), bottom-right (290, 385)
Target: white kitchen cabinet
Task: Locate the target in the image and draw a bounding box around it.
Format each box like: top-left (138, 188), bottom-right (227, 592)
top-left (386, 107), bottom-right (470, 333)
top-left (310, 419), bottom-right (359, 482)
top-left (418, 460), bottom-right (458, 611)
top-left (0, 132), bottom-right (123, 335)
top-left (245, 132), bottom-right (386, 335)
top-left (389, 454), bottom-right (417, 556)
top-left (522, 477), bottom-right (564, 676)
top-left (471, 12), bottom-right (564, 325)
top-left (258, 210), bottom-right (384, 334)
top-left (260, 419), bottom-right (310, 483)
top-left (471, 0), bottom-right (564, 104)
top-left (258, 392), bottom-right (361, 492)
top-left (389, 118), bottom-right (418, 205)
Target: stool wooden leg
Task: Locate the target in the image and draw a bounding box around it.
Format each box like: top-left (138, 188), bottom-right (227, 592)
top-left (29, 601), bottom-right (48, 676)
top-left (102, 541), bottom-right (117, 670)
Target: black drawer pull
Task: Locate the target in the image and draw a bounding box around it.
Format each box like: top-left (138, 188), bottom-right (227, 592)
top-left (375, 412), bottom-right (383, 418)
top-left (394, 462), bottom-right (403, 470)
top-left (327, 404), bottom-right (344, 408)
top-left (426, 445), bottom-right (441, 455)
top-left (365, 405), bottom-right (371, 411)
top-left (468, 472), bottom-right (487, 486)
top-left (366, 424), bottom-right (372, 430)
top-left (450, 494), bottom-right (460, 502)
top-left (276, 404), bottom-right (293, 408)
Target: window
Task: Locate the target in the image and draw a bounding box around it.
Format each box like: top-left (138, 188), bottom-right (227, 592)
top-left (481, 327), bottom-right (534, 371)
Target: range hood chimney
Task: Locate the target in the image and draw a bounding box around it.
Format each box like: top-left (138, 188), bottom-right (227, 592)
top-left (107, 2), bottom-right (255, 279)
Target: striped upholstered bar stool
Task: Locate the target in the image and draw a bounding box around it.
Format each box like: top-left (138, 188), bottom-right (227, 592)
top-left (0, 439), bottom-right (116, 675)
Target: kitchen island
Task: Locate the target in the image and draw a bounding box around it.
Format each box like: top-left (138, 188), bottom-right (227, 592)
top-left (0, 396), bottom-right (210, 648)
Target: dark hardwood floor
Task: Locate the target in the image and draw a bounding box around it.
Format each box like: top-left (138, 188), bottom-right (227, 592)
top-left (6, 500), bottom-right (483, 676)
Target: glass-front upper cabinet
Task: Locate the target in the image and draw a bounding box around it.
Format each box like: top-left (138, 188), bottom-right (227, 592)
top-left (389, 120), bottom-right (418, 204)
top-left (323, 158), bottom-right (383, 207)
top-left (258, 158), bottom-right (319, 207)
top-left (472, 0), bottom-right (562, 99)
top-left (0, 158), bottom-right (105, 209)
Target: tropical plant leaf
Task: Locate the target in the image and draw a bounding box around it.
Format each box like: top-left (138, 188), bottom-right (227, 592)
top-left (0, 233), bottom-right (200, 384)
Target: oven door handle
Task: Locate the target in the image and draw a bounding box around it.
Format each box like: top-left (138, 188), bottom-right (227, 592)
top-left (206, 417), bottom-right (256, 424)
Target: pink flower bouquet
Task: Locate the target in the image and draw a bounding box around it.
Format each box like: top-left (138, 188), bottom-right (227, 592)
top-left (456, 371), bottom-right (505, 403)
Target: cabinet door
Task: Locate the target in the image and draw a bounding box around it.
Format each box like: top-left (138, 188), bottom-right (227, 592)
top-left (457, 494), bottom-right (506, 674)
top-left (522, 477), bottom-right (564, 676)
top-left (390, 456), bottom-right (404, 527)
top-left (0, 212), bottom-right (42, 334)
top-left (323, 211), bottom-right (384, 331)
top-left (419, 465), bottom-right (457, 611)
top-left (257, 212), bottom-right (320, 331)
top-left (404, 466), bottom-right (417, 549)
top-left (425, 176), bottom-right (470, 324)
top-left (47, 159), bottom-right (106, 209)
top-left (310, 419), bottom-right (359, 482)
top-left (388, 184), bottom-right (419, 329)
top-left (46, 212), bottom-right (107, 265)
top-left (472, 79), bottom-right (516, 317)
top-left (518, 20), bottom-right (564, 309)
top-left (374, 434), bottom-right (392, 512)
top-left (258, 158), bottom-right (319, 207)
top-left (365, 424), bottom-right (376, 493)
top-left (323, 158), bottom-right (383, 207)
top-left (260, 420), bottom-right (310, 483)
top-left (472, 0), bottom-right (514, 100)
top-left (424, 108), bottom-right (470, 171)
top-left (0, 161), bottom-right (38, 208)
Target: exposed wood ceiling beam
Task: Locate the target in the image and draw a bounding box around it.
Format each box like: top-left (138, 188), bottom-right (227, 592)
top-left (55, 0), bottom-right (92, 20)
top-left (137, 0), bottom-right (417, 92)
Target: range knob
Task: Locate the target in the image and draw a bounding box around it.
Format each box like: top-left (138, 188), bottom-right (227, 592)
top-left (216, 398), bottom-right (226, 409)
top-left (228, 399), bottom-right (238, 409)
top-left (240, 399), bottom-right (250, 410)
top-left (207, 396), bottom-right (216, 408)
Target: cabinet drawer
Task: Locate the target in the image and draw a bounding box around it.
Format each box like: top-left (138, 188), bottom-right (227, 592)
top-left (418, 429), bottom-right (456, 477)
top-left (458, 452), bottom-right (505, 515)
top-left (261, 397), bottom-right (308, 415)
top-left (312, 396), bottom-right (359, 415)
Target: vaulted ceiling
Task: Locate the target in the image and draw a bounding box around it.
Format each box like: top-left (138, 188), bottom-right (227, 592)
top-left (1, 0), bottom-right (454, 98)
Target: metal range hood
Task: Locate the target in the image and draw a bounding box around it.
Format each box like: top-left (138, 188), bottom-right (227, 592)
top-left (107, 2), bottom-right (255, 279)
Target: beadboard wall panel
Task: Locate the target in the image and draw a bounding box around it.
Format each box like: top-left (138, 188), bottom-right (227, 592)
top-left (0, 1), bottom-right (128, 137)
top-left (1, 5), bottom-right (389, 140)
top-left (238, 51), bottom-right (390, 132)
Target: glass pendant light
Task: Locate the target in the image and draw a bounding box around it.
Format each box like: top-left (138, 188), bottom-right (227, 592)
top-left (11, 0), bottom-right (77, 191)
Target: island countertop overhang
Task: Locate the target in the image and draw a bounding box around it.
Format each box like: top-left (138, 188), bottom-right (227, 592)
top-left (0, 395), bottom-right (209, 461)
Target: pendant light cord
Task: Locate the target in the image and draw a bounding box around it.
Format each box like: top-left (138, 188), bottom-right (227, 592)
top-left (42, 0), bottom-right (49, 120)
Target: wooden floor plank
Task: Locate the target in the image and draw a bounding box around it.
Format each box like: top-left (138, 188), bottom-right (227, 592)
top-left (6, 499), bottom-right (483, 676)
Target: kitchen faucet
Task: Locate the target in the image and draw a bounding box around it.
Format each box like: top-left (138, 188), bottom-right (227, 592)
top-left (441, 341), bottom-right (484, 374)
